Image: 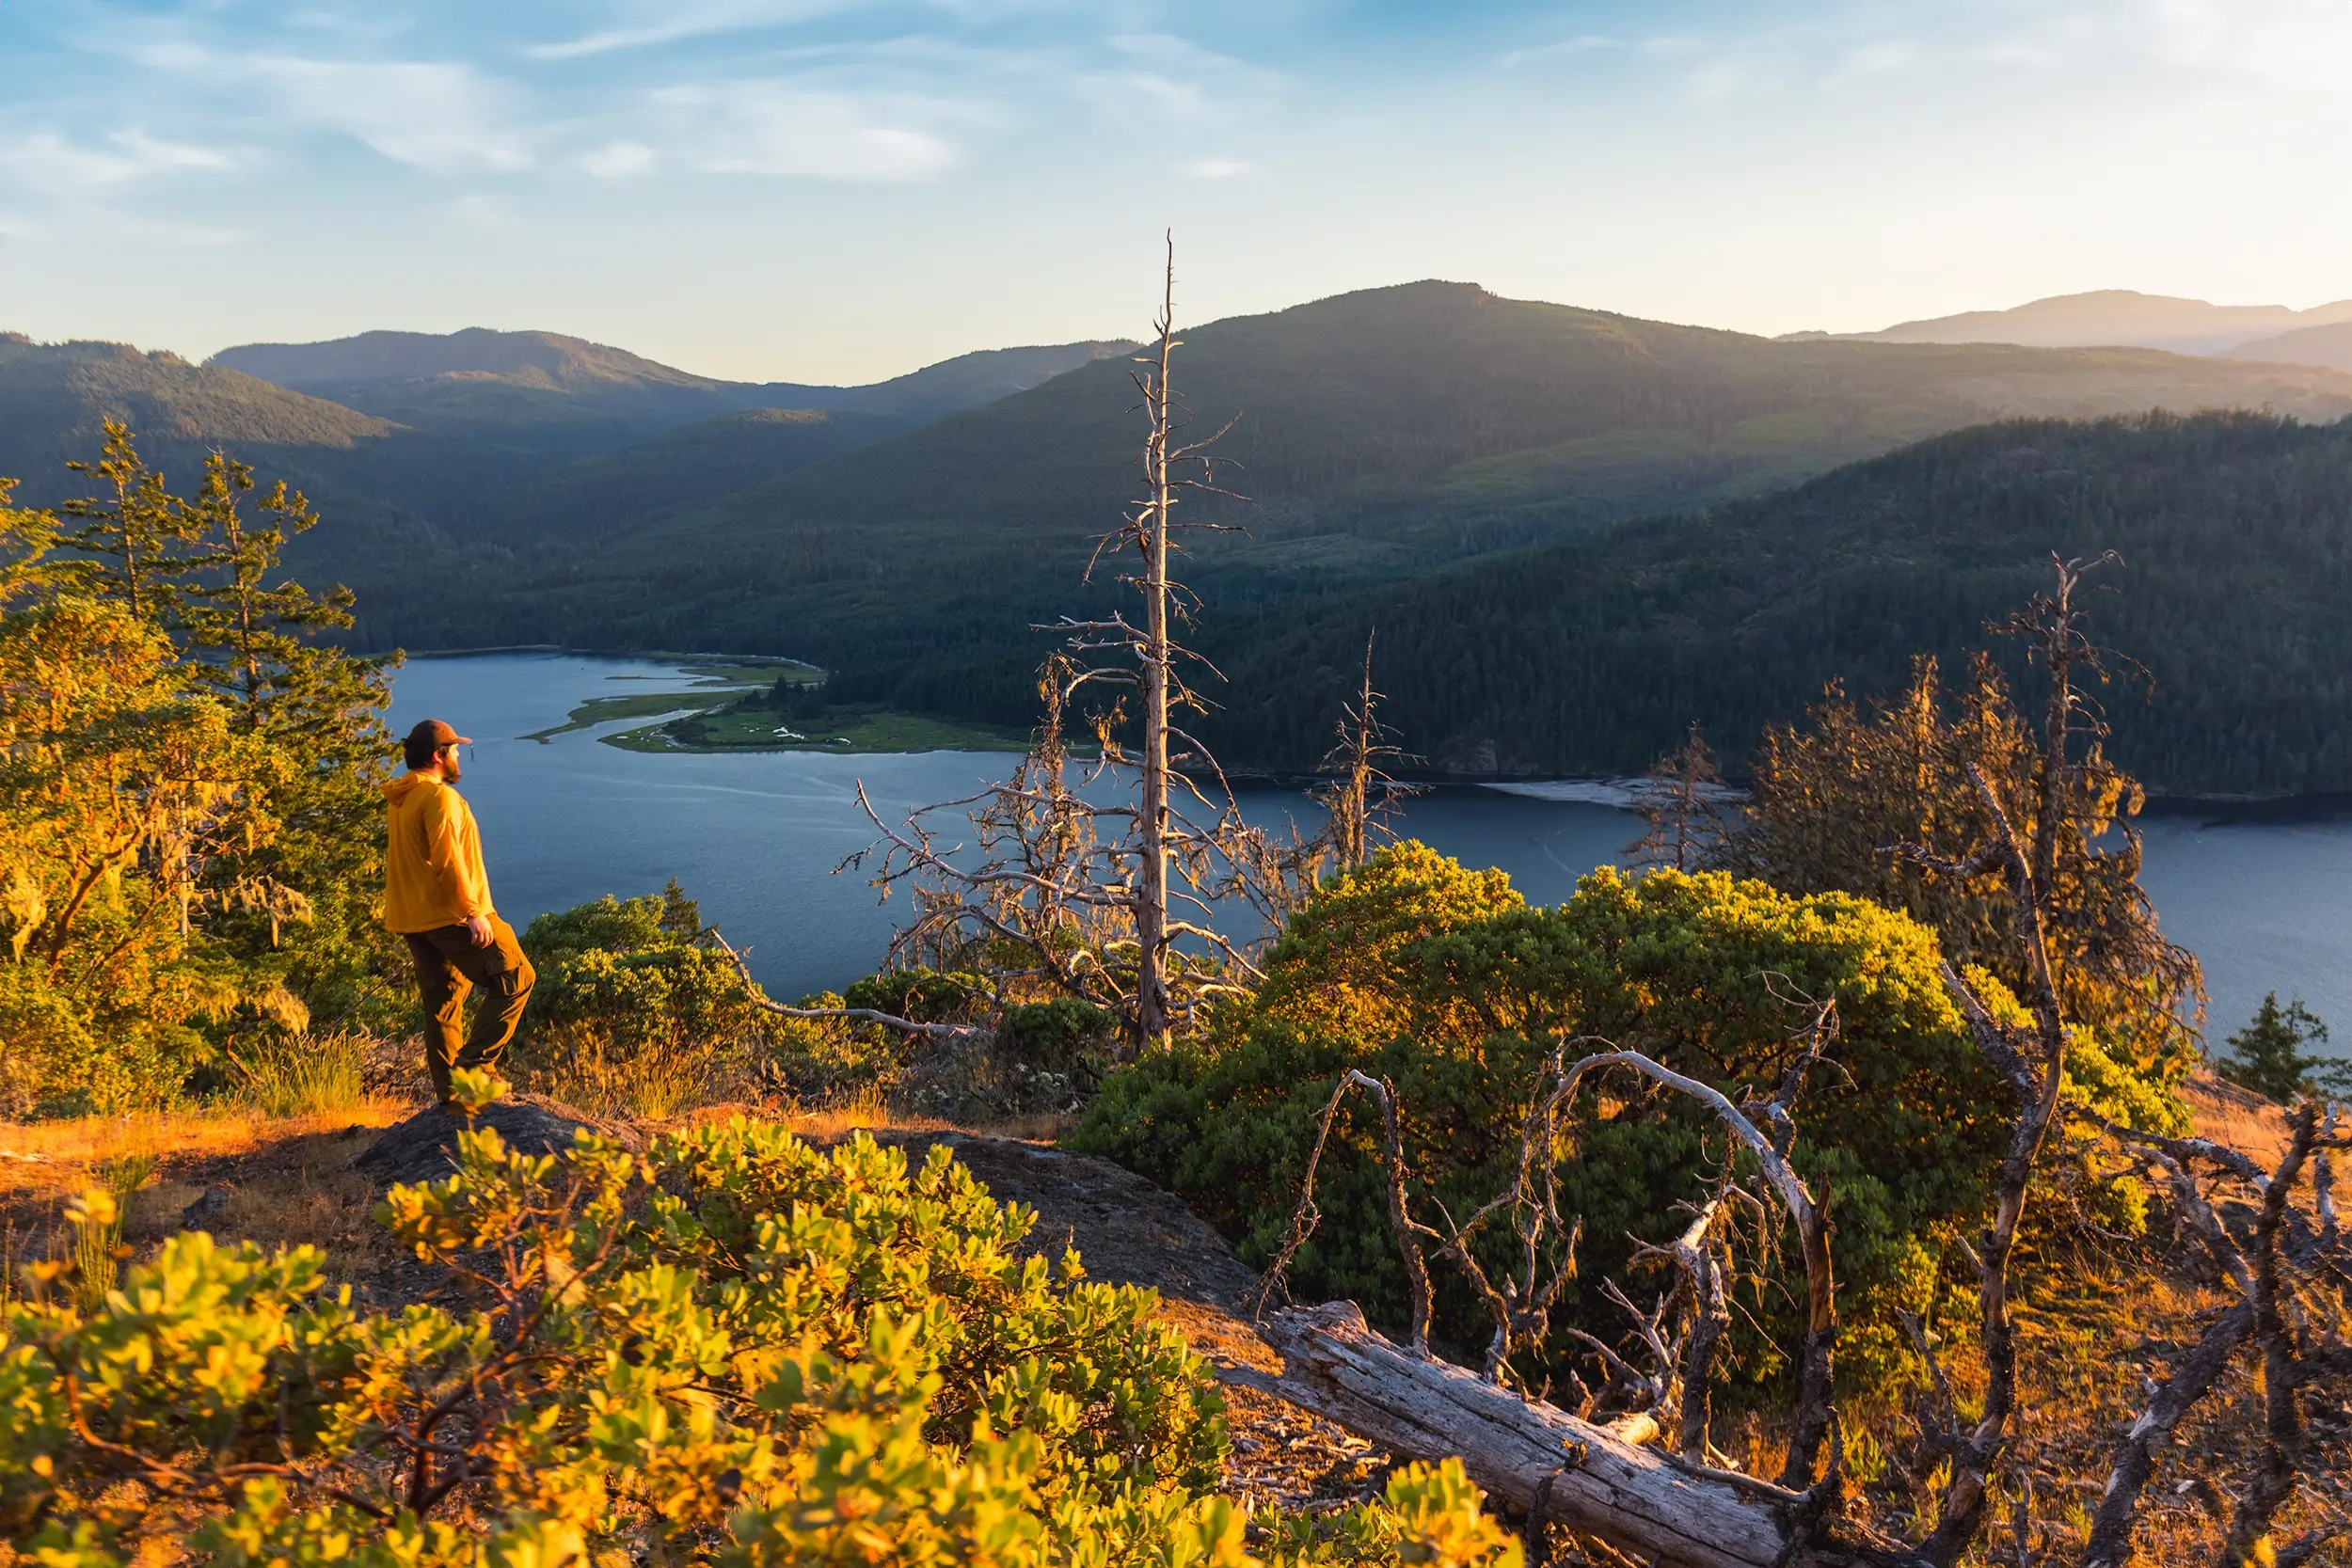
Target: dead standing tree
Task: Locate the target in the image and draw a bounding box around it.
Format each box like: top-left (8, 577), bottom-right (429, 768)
top-left (1315, 630), bottom-right (1417, 873)
top-left (2072, 1101), bottom-right (2351, 1568)
top-left (850, 239), bottom-right (1283, 1053)
top-left (1626, 723), bottom-right (1728, 872)
top-left (1893, 552), bottom-right (2165, 1562)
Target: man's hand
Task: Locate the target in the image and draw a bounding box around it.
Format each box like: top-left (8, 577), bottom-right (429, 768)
top-left (466, 914), bottom-right (493, 947)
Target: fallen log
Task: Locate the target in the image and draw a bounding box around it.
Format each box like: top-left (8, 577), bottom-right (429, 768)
top-left (1247, 1303), bottom-right (1923, 1568)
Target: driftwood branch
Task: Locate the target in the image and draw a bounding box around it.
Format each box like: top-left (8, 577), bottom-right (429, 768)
top-left (708, 928), bottom-right (980, 1039)
top-left (1249, 1303), bottom-right (1923, 1568)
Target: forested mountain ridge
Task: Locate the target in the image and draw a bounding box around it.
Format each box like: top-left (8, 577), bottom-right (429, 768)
top-left (391, 281), bottom-right (2352, 709)
top-left (16, 293), bottom-right (2352, 799)
top-left (0, 326), bottom-right (1129, 626)
top-left (470, 407), bottom-right (909, 552)
top-left (211, 326), bottom-right (731, 394)
top-left (1184, 412), bottom-right (2352, 797)
top-left (358, 280), bottom-right (2352, 655)
top-left (0, 333), bottom-right (499, 597)
top-left (0, 333), bottom-right (403, 460)
top-left (210, 326), bottom-right (1132, 467)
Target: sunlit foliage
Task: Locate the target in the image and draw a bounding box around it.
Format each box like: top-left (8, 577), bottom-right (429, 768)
top-left (2, 1080), bottom-right (1517, 1567)
top-left (1077, 843), bottom-right (2180, 1399)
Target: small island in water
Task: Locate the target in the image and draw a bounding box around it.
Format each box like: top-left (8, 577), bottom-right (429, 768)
top-left (521, 660), bottom-right (1029, 754)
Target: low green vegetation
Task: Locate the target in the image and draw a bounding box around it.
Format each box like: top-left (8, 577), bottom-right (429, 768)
top-left (519, 662), bottom-right (816, 741)
top-left (517, 662), bottom-right (1023, 754)
top-left (4, 1086), bottom-right (1522, 1566)
top-left (608, 697), bottom-right (1027, 754)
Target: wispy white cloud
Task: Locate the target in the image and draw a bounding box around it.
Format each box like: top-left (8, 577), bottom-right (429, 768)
top-left (1500, 35), bottom-right (1619, 69)
top-left (141, 43), bottom-right (532, 174)
top-left (529, 0), bottom-right (859, 60)
top-left (1181, 156), bottom-right (1251, 180)
top-left (580, 139), bottom-right (659, 179)
top-left (0, 126), bottom-right (238, 191)
top-left (651, 82), bottom-right (959, 180)
top-left (1076, 31), bottom-right (1281, 123)
top-left (2140, 0), bottom-right (2352, 88)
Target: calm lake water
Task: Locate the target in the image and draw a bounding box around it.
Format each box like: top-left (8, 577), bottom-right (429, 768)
top-left (389, 653), bottom-right (2352, 1060)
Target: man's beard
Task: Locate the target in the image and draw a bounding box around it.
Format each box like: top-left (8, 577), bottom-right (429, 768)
top-left (443, 753), bottom-right (464, 782)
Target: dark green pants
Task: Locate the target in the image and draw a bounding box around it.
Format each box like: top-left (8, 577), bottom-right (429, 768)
top-left (404, 918), bottom-right (536, 1105)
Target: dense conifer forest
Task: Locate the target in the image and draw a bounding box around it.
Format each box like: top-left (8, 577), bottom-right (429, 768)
top-left (834, 412), bottom-right (2352, 796)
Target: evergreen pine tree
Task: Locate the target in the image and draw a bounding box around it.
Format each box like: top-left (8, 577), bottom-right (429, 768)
top-left (175, 451), bottom-right (401, 1006)
top-left (58, 420), bottom-right (196, 622)
top-left (2217, 991), bottom-right (2335, 1103)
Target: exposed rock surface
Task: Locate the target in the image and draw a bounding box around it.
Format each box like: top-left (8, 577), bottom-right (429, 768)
top-left (351, 1095), bottom-right (641, 1185)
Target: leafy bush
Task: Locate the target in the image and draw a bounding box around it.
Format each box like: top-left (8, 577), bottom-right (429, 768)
top-left (2, 1077), bottom-right (1518, 1568)
top-left (1076, 845), bottom-right (2038, 1397)
top-left (518, 882), bottom-right (771, 1117)
top-left (842, 965), bottom-right (989, 1023)
top-left (998, 997), bottom-right (1119, 1076)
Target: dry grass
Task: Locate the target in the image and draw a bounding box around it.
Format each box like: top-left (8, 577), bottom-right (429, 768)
top-left (0, 1100), bottom-right (414, 1302)
top-left (2178, 1068), bottom-right (2296, 1166)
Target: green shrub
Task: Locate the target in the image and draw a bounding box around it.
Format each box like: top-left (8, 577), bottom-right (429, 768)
top-left (843, 965), bottom-right (989, 1023)
top-left (519, 883), bottom-right (770, 1117)
top-left (1076, 845), bottom-right (2039, 1398)
top-left (3, 1080), bottom-right (1518, 1567)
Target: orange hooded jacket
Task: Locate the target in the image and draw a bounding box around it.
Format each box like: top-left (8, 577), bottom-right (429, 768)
top-left (383, 772), bottom-right (495, 934)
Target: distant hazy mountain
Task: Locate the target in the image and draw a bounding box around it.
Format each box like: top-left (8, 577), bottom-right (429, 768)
top-left (1836, 290), bottom-right (2352, 356)
top-left (362, 280), bottom-right (2352, 685)
top-left (213, 327), bottom-right (725, 396)
top-left (2230, 320), bottom-right (2352, 374)
top-left (0, 324), bottom-right (1132, 639)
top-left (208, 327), bottom-right (1131, 467)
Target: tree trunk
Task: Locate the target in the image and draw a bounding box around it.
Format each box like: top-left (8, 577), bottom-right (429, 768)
top-left (1133, 253), bottom-right (1176, 1053)
top-left (1247, 1303), bottom-right (1923, 1568)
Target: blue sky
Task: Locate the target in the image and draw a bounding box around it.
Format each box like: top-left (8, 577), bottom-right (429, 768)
top-left (4, 1), bottom-right (2350, 382)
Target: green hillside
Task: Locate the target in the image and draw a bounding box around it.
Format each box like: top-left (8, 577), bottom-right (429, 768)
top-left (471, 407), bottom-right (909, 551)
top-left (1192, 411), bottom-right (2352, 797)
top-left (0, 333), bottom-right (401, 468)
top-left (0, 335), bottom-right (532, 628)
top-left (379, 281), bottom-right (2352, 681)
top-left (0, 328), bottom-right (1128, 641)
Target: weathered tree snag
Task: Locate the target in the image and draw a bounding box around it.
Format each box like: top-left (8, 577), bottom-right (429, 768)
top-left (2078, 1299), bottom-right (2253, 1568)
top-left (1250, 1303), bottom-right (1922, 1568)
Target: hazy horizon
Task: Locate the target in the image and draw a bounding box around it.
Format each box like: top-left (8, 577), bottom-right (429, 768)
top-left (12, 279), bottom-right (2351, 394)
top-left (8, 1), bottom-right (2352, 384)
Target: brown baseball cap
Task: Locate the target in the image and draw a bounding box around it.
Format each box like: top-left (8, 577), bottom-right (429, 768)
top-left (405, 718), bottom-right (473, 751)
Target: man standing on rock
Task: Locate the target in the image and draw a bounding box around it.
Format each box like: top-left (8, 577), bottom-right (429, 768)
top-left (383, 719), bottom-right (535, 1110)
